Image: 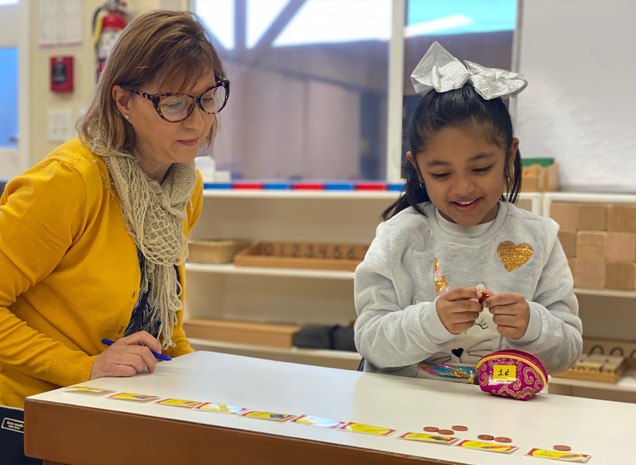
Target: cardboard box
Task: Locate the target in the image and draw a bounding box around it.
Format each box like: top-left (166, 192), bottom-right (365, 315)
top-left (606, 262), bottom-right (635, 290)
top-left (605, 232), bottom-right (636, 262)
top-left (576, 231), bottom-right (606, 260)
top-left (607, 205), bottom-right (636, 232)
top-left (572, 259), bottom-right (605, 289)
top-left (549, 202), bottom-right (579, 232)
top-left (183, 318), bottom-right (302, 348)
top-left (520, 162), bottom-right (559, 192)
top-left (558, 231), bottom-right (577, 258)
top-left (577, 204), bottom-right (608, 231)
top-left (234, 241), bottom-right (368, 272)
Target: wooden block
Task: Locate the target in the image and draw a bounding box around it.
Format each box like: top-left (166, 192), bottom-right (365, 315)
top-left (572, 259), bottom-right (605, 289)
top-left (607, 205), bottom-right (636, 232)
top-left (183, 318), bottom-right (302, 348)
top-left (577, 204), bottom-right (608, 231)
top-left (605, 232), bottom-right (636, 262)
top-left (606, 262), bottom-right (635, 290)
top-left (558, 231), bottom-right (577, 258)
top-left (576, 231), bottom-right (606, 260)
top-left (549, 202), bottom-right (579, 232)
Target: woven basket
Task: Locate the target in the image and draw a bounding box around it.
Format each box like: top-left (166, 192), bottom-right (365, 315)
top-left (188, 239), bottom-right (252, 264)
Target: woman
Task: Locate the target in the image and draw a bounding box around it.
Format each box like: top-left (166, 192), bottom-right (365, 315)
top-left (0, 9), bottom-right (228, 411)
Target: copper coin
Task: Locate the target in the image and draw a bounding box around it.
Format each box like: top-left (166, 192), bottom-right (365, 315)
top-left (477, 434), bottom-right (494, 441)
top-left (553, 445), bottom-right (571, 452)
top-left (438, 429), bottom-right (455, 435)
top-left (452, 425), bottom-right (468, 431)
top-left (423, 426), bottom-right (439, 433)
top-left (495, 436), bottom-right (512, 443)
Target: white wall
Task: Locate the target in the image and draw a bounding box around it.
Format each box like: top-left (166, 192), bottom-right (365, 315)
top-left (516, 0), bottom-right (636, 192)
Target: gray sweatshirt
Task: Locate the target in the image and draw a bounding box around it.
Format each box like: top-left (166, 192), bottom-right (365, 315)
top-left (354, 201), bottom-right (582, 378)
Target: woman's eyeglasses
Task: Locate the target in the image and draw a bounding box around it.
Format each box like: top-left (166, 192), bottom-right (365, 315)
top-left (129, 79), bottom-right (230, 123)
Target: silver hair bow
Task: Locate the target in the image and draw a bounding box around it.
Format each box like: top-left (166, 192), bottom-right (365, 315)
top-left (410, 41), bottom-right (527, 100)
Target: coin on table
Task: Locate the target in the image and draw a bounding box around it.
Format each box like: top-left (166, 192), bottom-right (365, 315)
top-left (452, 425), bottom-right (468, 431)
top-left (438, 429), bottom-right (455, 436)
top-left (495, 436), bottom-right (512, 443)
top-left (477, 434), bottom-right (494, 441)
top-left (553, 445), bottom-right (572, 451)
top-left (423, 426), bottom-right (439, 433)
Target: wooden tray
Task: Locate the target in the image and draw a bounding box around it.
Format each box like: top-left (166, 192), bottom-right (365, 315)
top-left (183, 318), bottom-right (302, 348)
top-left (188, 239), bottom-right (252, 264)
top-left (552, 354), bottom-right (627, 383)
top-left (233, 241), bottom-right (369, 272)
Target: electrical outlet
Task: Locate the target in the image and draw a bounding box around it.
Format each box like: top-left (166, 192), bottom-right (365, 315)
top-left (47, 108), bottom-right (75, 143)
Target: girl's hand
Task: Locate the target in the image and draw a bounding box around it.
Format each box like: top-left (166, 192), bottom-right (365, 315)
top-left (90, 331), bottom-right (162, 379)
top-left (436, 287), bottom-right (484, 334)
top-left (483, 293), bottom-right (530, 339)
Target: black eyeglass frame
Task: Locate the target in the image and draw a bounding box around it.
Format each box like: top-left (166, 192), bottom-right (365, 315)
top-left (128, 79), bottom-right (230, 123)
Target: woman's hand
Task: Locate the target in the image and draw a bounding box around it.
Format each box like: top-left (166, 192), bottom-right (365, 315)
top-left (483, 293), bottom-right (530, 339)
top-left (90, 331), bottom-right (162, 379)
top-left (435, 287), bottom-right (484, 334)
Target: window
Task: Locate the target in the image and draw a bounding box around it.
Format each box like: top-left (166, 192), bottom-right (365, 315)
top-left (402, 0), bottom-right (518, 160)
top-left (0, 47), bottom-right (18, 149)
top-left (195, 0), bottom-right (518, 182)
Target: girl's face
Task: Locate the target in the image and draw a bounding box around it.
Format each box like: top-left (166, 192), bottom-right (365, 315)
top-left (407, 121), bottom-right (518, 227)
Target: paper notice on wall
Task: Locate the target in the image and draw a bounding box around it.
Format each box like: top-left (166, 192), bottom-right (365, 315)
top-left (38, 0), bottom-right (82, 48)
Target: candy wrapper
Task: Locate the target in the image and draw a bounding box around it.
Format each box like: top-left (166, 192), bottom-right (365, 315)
top-left (418, 349), bottom-right (547, 401)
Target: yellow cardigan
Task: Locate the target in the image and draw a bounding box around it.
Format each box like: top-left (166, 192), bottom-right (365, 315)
top-left (0, 138), bottom-right (201, 408)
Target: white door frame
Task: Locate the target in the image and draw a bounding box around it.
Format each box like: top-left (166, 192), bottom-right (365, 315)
top-left (0, 0), bottom-right (29, 179)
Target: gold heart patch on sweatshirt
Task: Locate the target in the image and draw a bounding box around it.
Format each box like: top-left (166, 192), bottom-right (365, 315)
top-left (497, 241), bottom-right (534, 272)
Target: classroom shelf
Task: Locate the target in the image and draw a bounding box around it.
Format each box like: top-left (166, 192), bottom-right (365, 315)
top-left (185, 262), bottom-right (354, 280)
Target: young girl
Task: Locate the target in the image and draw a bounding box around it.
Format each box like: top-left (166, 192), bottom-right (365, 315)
top-left (354, 42), bottom-right (582, 380)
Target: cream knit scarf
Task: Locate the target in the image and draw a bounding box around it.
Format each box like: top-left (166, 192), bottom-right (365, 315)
top-left (91, 137), bottom-right (197, 350)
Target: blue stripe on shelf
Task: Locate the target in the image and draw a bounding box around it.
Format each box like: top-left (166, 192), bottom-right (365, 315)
top-left (203, 183), bottom-right (232, 189)
top-left (388, 183), bottom-right (405, 191)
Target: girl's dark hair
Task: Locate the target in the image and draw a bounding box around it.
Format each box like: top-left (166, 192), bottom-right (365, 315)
top-left (382, 84), bottom-right (522, 220)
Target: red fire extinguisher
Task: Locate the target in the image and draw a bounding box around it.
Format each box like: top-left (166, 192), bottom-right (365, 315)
top-left (92, 0), bottom-right (129, 80)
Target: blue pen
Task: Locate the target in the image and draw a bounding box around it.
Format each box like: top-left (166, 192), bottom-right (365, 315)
top-left (101, 338), bottom-right (171, 361)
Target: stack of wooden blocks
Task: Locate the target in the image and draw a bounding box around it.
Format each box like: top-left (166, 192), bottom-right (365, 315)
top-left (550, 202), bottom-right (636, 290)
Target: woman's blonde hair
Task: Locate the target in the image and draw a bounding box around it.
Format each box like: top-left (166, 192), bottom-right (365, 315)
top-left (78, 10), bottom-right (226, 152)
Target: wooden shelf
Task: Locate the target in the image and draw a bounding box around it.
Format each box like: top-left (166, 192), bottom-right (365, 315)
top-left (185, 262), bottom-right (354, 280)
top-left (202, 189), bottom-right (399, 200)
top-left (574, 288), bottom-right (636, 298)
top-left (187, 337), bottom-right (361, 371)
top-left (550, 369), bottom-right (636, 393)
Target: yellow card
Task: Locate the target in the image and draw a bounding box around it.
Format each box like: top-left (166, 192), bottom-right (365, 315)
top-left (108, 392), bottom-right (160, 402)
top-left (339, 422), bottom-right (395, 436)
top-left (66, 386), bottom-right (114, 395)
top-left (155, 398), bottom-right (203, 408)
top-left (242, 410), bottom-right (296, 422)
top-left (493, 364), bottom-right (517, 381)
top-left (457, 440), bottom-right (518, 453)
top-left (195, 402), bottom-right (246, 415)
top-left (292, 415), bottom-right (344, 429)
top-left (526, 448), bottom-right (591, 462)
top-left (399, 432), bottom-right (458, 444)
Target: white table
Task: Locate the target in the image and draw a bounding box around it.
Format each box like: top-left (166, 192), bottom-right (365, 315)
top-left (25, 351), bottom-right (636, 464)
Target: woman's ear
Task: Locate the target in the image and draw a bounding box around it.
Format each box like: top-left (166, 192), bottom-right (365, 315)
top-left (112, 85), bottom-right (132, 117)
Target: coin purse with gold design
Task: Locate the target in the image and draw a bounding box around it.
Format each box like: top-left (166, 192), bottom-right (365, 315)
top-left (418, 349), bottom-right (547, 401)
top-left (475, 349), bottom-right (547, 400)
